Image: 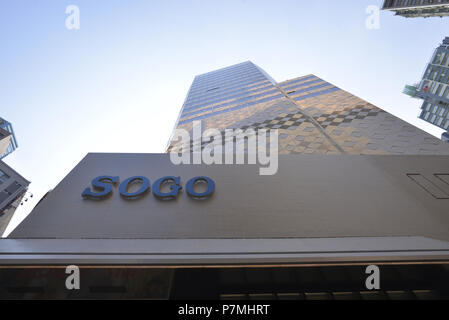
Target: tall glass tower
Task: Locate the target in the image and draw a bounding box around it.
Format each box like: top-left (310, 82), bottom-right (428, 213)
top-left (169, 61), bottom-right (449, 155)
top-left (175, 61), bottom-right (281, 127)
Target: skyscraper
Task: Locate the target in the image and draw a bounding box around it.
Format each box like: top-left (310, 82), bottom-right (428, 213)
top-left (0, 118), bottom-right (18, 159)
top-left (382, 0), bottom-right (449, 18)
top-left (404, 37), bottom-right (449, 140)
top-left (168, 61), bottom-right (449, 155)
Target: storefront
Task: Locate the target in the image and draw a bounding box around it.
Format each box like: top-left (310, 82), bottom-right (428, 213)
top-left (1, 153), bottom-right (449, 299)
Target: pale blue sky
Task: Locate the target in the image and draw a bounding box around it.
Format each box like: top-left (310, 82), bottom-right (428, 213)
top-left (1, 0), bottom-right (448, 235)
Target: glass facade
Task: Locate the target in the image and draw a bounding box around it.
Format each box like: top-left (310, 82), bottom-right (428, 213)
top-left (0, 169), bottom-right (9, 185)
top-left (176, 61), bottom-right (281, 126)
top-left (169, 61), bottom-right (449, 155)
top-left (416, 38), bottom-right (449, 133)
top-left (0, 118), bottom-right (18, 159)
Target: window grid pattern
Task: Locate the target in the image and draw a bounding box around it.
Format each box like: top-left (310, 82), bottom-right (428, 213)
top-left (382, 0), bottom-right (449, 17)
top-left (419, 101), bottom-right (449, 130)
top-left (416, 37), bottom-right (449, 132)
top-left (177, 62), bottom-right (282, 126)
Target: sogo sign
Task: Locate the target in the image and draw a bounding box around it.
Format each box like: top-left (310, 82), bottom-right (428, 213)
top-left (82, 176), bottom-right (215, 201)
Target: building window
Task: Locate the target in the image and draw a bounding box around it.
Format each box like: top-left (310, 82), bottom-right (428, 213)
top-left (441, 53), bottom-right (449, 67)
top-left (434, 52), bottom-right (445, 65)
top-left (444, 120), bottom-right (449, 129)
top-left (431, 114), bottom-right (437, 123)
top-left (434, 53), bottom-right (443, 65)
top-left (443, 86), bottom-right (449, 98)
top-left (435, 84), bottom-right (443, 96)
top-left (439, 71), bottom-right (448, 84)
top-left (0, 169), bottom-right (9, 185)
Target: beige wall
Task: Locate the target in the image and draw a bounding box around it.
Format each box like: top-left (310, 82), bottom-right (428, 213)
top-left (10, 153), bottom-right (449, 242)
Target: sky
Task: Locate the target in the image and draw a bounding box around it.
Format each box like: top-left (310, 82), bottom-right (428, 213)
top-left (0, 0), bottom-right (448, 236)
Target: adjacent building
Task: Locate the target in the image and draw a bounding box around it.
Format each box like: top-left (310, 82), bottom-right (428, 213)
top-left (0, 118), bottom-right (18, 159)
top-left (404, 37), bottom-right (449, 140)
top-left (0, 127), bottom-right (12, 159)
top-left (382, 0), bottom-right (449, 18)
top-left (168, 61), bottom-right (449, 155)
top-left (0, 161), bottom-right (29, 235)
top-left (0, 117), bottom-right (29, 236)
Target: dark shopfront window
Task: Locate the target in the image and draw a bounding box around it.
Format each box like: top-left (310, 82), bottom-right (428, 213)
top-left (0, 264), bottom-right (448, 300)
